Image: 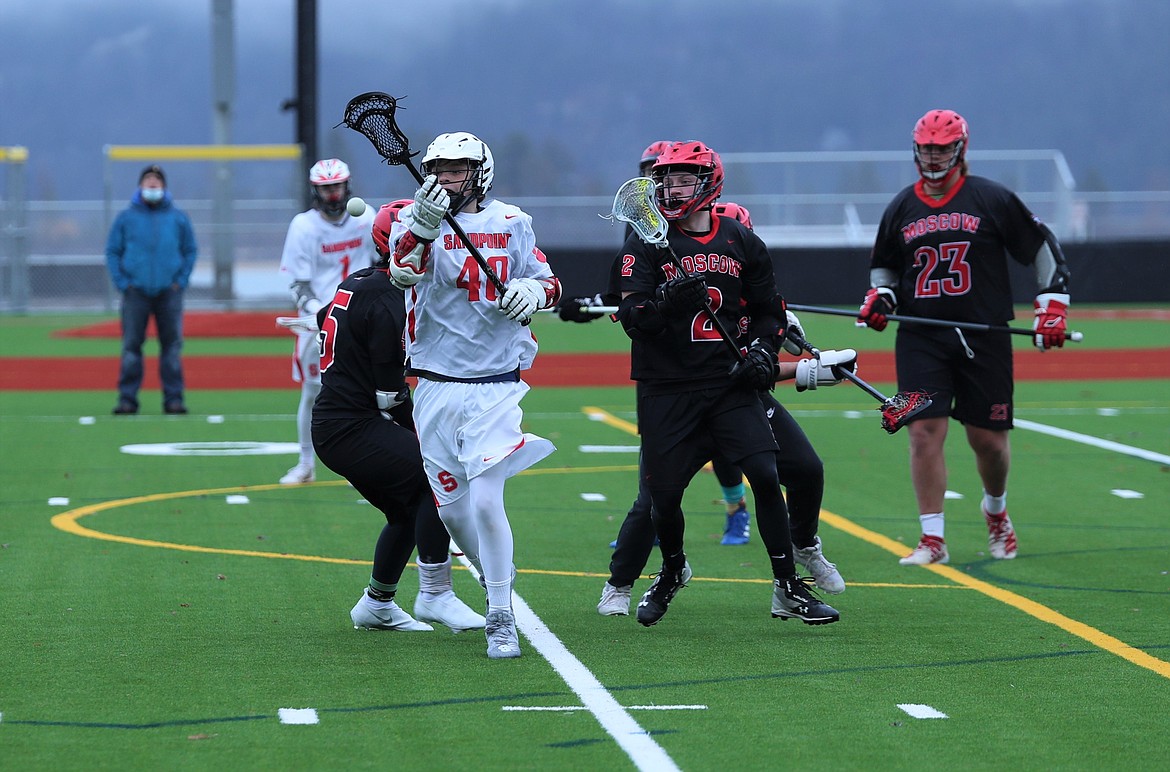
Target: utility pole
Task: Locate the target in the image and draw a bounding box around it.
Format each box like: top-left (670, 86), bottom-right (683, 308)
top-left (211, 0), bottom-right (235, 302)
top-left (283, 0), bottom-right (318, 208)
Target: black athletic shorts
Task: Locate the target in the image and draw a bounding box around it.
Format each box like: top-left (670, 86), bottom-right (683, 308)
top-left (637, 384), bottom-right (779, 491)
top-left (895, 325), bottom-right (1014, 430)
top-left (311, 415), bottom-right (431, 520)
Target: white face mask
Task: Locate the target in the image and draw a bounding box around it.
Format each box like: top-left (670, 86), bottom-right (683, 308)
top-left (141, 187), bottom-right (165, 203)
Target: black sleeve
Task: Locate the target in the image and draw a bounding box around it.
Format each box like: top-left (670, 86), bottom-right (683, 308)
top-left (739, 232), bottom-right (784, 346)
top-left (614, 241), bottom-right (669, 338)
top-left (368, 291), bottom-right (408, 395)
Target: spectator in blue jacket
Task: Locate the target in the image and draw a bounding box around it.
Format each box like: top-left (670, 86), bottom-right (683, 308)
top-left (105, 165), bottom-right (198, 415)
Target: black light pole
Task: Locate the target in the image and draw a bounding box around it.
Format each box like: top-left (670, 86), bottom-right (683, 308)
top-left (283, 0), bottom-right (318, 207)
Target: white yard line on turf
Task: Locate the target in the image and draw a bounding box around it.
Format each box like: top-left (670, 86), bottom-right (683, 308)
top-left (1014, 418), bottom-right (1170, 465)
top-left (455, 555), bottom-right (681, 772)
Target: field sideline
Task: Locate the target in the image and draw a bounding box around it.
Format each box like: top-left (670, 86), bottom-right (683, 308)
top-left (1, 309), bottom-right (1167, 769)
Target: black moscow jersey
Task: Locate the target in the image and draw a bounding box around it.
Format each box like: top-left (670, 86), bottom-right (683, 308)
top-left (618, 215), bottom-right (782, 390)
top-left (869, 175), bottom-right (1051, 325)
top-left (313, 267), bottom-right (409, 419)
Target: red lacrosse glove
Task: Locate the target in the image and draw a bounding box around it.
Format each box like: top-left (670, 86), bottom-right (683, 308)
top-left (857, 287), bottom-right (896, 332)
top-left (1033, 292), bottom-right (1069, 351)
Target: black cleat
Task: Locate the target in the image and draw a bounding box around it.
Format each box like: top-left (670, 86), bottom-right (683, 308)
top-left (636, 560), bottom-right (692, 627)
top-left (771, 576), bottom-right (840, 625)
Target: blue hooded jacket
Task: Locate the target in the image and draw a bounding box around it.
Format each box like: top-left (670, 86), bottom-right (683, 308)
top-left (105, 190), bottom-right (198, 296)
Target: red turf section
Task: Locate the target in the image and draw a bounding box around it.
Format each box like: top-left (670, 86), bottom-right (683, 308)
top-left (53, 312), bottom-right (290, 339)
top-left (3, 349), bottom-right (1170, 391)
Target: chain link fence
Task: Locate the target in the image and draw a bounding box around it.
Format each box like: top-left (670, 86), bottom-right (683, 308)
top-left (3, 147), bottom-right (1169, 313)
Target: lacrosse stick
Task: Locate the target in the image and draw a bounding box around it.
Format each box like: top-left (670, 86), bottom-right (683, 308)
top-left (338, 92), bottom-right (522, 317)
top-left (785, 327), bottom-right (932, 434)
top-left (275, 314), bottom-right (320, 334)
top-left (787, 303), bottom-right (1084, 342)
top-left (606, 177), bottom-right (744, 362)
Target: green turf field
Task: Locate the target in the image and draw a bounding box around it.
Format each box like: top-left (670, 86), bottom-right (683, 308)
top-left (1, 309), bottom-right (1168, 770)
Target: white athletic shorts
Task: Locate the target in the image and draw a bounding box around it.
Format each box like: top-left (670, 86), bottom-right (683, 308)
top-left (413, 378), bottom-right (556, 506)
top-left (291, 330), bottom-right (321, 385)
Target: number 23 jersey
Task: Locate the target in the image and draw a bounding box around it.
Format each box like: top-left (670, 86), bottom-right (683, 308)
top-left (869, 174), bottom-right (1050, 325)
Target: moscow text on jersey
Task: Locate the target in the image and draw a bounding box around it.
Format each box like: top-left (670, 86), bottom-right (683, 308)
top-left (618, 214), bottom-right (781, 390)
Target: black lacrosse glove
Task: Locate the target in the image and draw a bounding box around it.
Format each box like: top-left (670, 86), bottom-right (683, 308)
top-left (557, 294), bottom-right (603, 323)
top-left (655, 276), bottom-right (709, 317)
top-left (730, 338), bottom-right (779, 391)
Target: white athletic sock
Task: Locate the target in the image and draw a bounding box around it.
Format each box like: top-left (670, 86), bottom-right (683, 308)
top-left (919, 512), bottom-right (945, 539)
top-left (416, 558), bottom-right (452, 599)
top-left (982, 490), bottom-right (1007, 516)
top-left (485, 579), bottom-right (512, 612)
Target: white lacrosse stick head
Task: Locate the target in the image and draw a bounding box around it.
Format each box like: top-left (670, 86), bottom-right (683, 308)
top-left (607, 177), bottom-right (669, 246)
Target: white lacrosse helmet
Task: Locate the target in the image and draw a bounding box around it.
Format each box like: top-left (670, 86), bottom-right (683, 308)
top-left (421, 132), bottom-right (494, 211)
top-left (308, 158), bottom-right (351, 185)
top-left (308, 158), bottom-right (352, 216)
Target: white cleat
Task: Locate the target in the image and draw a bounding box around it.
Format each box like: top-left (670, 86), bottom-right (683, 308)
top-left (485, 609), bottom-right (521, 659)
top-left (899, 535), bottom-right (949, 566)
top-left (414, 590), bottom-right (486, 632)
top-left (794, 536), bottom-right (846, 594)
top-left (984, 509), bottom-right (1018, 559)
top-left (597, 582), bottom-right (632, 616)
top-left (350, 594), bottom-right (433, 632)
top-left (280, 462), bottom-right (315, 485)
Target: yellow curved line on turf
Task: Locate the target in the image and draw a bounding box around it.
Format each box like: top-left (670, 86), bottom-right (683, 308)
top-left (585, 405), bottom-right (1170, 681)
top-left (48, 467), bottom-right (641, 566)
top-left (50, 481), bottom-right (372, 565)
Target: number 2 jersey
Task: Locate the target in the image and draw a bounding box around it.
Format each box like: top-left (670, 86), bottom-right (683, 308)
top-left (869, 174), bottom-right (1065, 325)
top-left (389, 199), bottom-right (559, 379)
top-left (616, 214), bottom-right (785, 393)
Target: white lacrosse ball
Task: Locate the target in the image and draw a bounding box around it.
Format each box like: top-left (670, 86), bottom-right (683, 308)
top-left (346, 197), bottom-right (367, 217)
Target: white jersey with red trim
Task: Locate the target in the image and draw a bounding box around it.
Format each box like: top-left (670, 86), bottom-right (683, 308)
top-left (390, 199), bottom-right (557, 378)
top-left (278, 208), bottom-right (377, 312)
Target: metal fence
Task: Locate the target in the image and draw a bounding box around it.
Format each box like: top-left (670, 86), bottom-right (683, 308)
top-left (3, 148), bottom-right (1169, 313)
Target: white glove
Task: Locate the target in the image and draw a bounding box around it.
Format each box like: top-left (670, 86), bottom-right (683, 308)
top-left (499, 277), bottom-right (545, 323)
top-left (795, 348), bottom-right (857, 391)
top-left (409, 175), bottom-right (449, 241)
top-left (782, 310), bottom-right (805, 355)
top-left (390, 232), bottom-right (431, 288)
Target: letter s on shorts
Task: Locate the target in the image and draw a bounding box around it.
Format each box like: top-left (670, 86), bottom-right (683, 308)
top-left (437, 470), bottom-right (459, 493)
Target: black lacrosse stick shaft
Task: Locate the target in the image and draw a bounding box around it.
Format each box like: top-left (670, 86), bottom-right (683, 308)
top-left (787, 303), bottom-right (1082, 341)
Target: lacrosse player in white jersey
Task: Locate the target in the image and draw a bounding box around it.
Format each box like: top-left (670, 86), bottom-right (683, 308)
top-left (277, 159), bottom-right (377, 484)
top-left (387, 132), bottom-right (560, 659)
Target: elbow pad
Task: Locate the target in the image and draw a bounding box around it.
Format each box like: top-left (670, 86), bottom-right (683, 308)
top-left (618, 296), bottom-right (667, 338)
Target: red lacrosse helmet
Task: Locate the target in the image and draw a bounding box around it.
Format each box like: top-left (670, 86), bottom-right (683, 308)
top-left (712, 202), bottom-right (753, 230)
top-left (638, 140), bottom-right (674, 176)
top-left (372, 199), bottom-right (412, 260)
top-left (651, 140), bottom-right (725, 221)
top-left (912, 109), bottom-right (969, 182)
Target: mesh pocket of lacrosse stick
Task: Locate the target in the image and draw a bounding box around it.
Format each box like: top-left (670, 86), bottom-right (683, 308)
top-left (604, 177), bottom-right (669, 246)
top-left (879, 390), bottom-right (933, 434)
top-left (338, 92), bottom-right (413, 166)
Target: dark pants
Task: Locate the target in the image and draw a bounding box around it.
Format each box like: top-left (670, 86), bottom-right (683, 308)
top-left (313, 415), bottom-right (450, 586)
top-left (608, 395), bottom-right (824, 586)
top-left (117, 286), bottom-right (185, 407)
